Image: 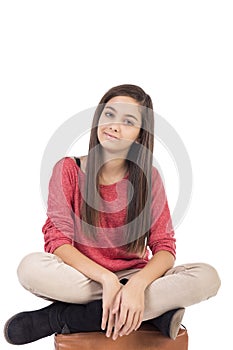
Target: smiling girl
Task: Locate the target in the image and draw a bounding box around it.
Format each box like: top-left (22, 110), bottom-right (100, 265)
top-left (4, 84), bottom-right (221, 345)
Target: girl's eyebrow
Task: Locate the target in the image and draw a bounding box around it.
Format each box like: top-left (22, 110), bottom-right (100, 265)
top-left (105, 106), bottom-right (139, 122)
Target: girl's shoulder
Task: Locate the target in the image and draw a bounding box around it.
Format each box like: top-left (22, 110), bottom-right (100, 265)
top-left (51, 156), bottom-right (87, 186)
top-left (151, 165), bottom-right (165, 190)
top-left (151, 164), bottom-right (160, 179)
top-left (70, 155), bottom-right (87, 174)
top-left (52, 156), bottom-right (85, 175)
top-left (57, 155), bottom-right (88, 174)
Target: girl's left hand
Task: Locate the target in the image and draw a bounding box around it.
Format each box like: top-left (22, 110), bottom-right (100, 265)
top-left (111, 281), bottom-right (145, 340)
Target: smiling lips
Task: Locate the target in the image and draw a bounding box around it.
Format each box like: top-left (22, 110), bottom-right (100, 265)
top-left (104, 132), bottom-right (119, 140)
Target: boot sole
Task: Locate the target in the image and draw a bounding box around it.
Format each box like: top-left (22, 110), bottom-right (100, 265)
top-left (169, 308), bottom-right (185, 340)
top-left (4, 313), bottom-right (22, 345)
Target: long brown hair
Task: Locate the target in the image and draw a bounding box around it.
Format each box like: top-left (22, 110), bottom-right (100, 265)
top-left (80, 84), bottom-right (154, 254)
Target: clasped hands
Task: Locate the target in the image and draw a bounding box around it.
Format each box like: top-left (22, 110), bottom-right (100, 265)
top-left (101, 275), bottom-right (145, 340)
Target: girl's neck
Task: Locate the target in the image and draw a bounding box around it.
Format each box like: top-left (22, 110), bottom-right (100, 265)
top-left (99, 156), bottom-right (128, 185)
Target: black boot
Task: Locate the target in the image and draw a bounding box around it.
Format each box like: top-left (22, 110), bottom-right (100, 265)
top-left (148, 308), bottom-right (185, 340)
top-left (4, 300), bottom-right (102, 345)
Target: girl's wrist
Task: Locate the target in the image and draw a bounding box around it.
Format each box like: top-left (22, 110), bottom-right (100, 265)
top-left (126, 274), bottom-right (148, 291)
top-left (100, 270), bottom-right (118, 286)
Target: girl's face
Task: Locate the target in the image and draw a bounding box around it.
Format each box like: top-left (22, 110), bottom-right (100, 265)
top-left (97, 96), bottom-right (142, 154)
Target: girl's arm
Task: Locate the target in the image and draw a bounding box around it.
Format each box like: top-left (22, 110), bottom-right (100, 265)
top-left (54, 243), bottom-right (115, 285)
top-left (126, 250), bottom-right (175, 290)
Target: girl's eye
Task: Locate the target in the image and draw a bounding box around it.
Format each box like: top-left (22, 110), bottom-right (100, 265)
top-left (105, 112), bottom-right (114, 118)
top-left (124, 119), bottom-right (134, 126)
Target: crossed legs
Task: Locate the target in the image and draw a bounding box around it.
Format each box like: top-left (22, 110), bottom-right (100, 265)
top-left (17, 252), bottom-right (221, 320)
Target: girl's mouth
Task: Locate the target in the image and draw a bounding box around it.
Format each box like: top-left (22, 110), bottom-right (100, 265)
top-left (104, 132), bottom-right (119, 140)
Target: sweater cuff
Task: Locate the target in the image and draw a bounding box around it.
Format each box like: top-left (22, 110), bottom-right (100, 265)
top-left (44, 238), bottom-right (72, 254)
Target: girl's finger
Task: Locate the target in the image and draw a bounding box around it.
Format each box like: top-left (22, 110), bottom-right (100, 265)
top-left (119, 309), bottom-right (134, 337)
top-left (101, 306), bottom-right (108, 330)
top-left (134, 311), bottom-right (143, 331)
top-left (106, 311), bottom-right (115, 338)
top-left (125, 312), bottom-right (139, 335)
top-left (112, 292), bottom-right (121, 314)
top-left (113, 305), bottom-right (128, 335)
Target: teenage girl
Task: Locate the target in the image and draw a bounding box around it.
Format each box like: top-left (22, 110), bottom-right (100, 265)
top-left (4, 84), bottom-right (221, 345)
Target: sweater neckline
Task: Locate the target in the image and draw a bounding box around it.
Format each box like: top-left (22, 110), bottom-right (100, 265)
top-left (99, 172), bottom-right (129, 187)
top-left (77, 165), bottom-right (129, 188)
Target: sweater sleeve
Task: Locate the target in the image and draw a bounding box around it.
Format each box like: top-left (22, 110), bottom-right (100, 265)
top-left (42, 157), bottom-right (78, 253)
top-left (148, 167), bottom-right (176, 258)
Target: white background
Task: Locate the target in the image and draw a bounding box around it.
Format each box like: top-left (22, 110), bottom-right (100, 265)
top-left (0, 1), bottom-right (232, 349)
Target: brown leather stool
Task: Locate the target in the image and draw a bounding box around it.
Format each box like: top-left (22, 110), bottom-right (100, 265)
top-left (54, 324), bottom-right (188, 350)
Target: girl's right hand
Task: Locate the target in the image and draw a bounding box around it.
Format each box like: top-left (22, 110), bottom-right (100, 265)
top-left (101, 273), bottom-right (123, 336)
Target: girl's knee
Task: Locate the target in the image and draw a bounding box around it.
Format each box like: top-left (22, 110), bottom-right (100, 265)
top-left (17, 252), bottom-right (54, 288)
top-left (198, 262), bottom-right (221, 294)
top-left (169, 262), bottom-right (221, 298)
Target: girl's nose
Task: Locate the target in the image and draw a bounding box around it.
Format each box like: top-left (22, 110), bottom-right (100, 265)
top-left (108, 122), bottom-right (120, 132)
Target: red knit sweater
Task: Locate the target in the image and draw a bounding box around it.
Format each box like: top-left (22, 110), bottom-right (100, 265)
top-left (42, 157), bottom-right (176, 272)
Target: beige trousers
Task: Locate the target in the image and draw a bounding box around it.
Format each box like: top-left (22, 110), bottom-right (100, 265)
top-left (17, 252), bottom-right (221, 321)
